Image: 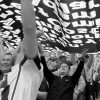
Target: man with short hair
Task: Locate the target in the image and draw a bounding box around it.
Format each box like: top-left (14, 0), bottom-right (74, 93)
top-left (38, 44), bottom-right (88, 100)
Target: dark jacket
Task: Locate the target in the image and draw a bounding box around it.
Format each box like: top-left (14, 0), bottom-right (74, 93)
top-left (41, 56), bottom-right (84, 100)
top-left (37, 77), bottom-right (49, 100)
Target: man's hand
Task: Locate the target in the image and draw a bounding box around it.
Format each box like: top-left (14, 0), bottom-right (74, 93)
top-left (36, 29), bottom-right (44, 38)
top-left (73, 93), bottom-right (78, 100)
top-left (81, 48), bottom-right (89, 60)
top-left (38, 42), bottom-right (44, 56)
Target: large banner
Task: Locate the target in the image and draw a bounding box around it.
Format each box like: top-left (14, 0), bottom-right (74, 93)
top-left (0, 0), bottom-right (100, 53)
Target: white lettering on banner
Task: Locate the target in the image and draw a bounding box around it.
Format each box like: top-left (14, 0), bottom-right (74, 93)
top-left (43, 27), bottom-right (48, 32)
top-left (53, 26), bottom-right (61, 32)
top-left (62, 36), bottom-right (70, 43)
top-left (47, 24), bottom-right (52, 29)
top-left (40, 21), bottom-right (53, 30)
top-left (58, 38), bottom-right (66, 46)
top-left (36, 16), bottom-right (39, 19)
top-left (86, 39), bottom-right (96, 43)
top-left (14, 10), bottom-right (21, 14)
top-left (47, 18), bottom-right (60, 27)
top-left (69, 0), bottom-right (100, 10)
top-left (13, 29), bottom-right (21, 34)
top-left (72, 40), bottom-right (83, 43)
top-left (54, 0), bottom-right (59, 7)
top-left (50, 33), bottom-right (57, 38)
top-left (95, 18), bottom-right (100, 26)
top-left (42, 20), bottom-right (61, 33)
top-left (69, 1), bottom-right (86, 10)
top-left (85, 34), bottom-right (94, 39)
top-left (0, 4), bottom-right (9, 9)
top-left (60, 3), bottom-right (70, 14)
top-left (90, 28), bottom-right (100, 38)
top-left (69, 44), bottom-right (80, 47)
top-left (72, 20), bottom-right (93, 27)
top-left (2, 18), bottom-right (15, 26)
top-left (36, 20), bottom-right (42, 27)
top-left (57, 39), bottom-right (63, 46)
top-left (43, 33), bottom-right (49, 40)
top-left (32, 0), bottom-right (41, 6)
top-left (11, 3), bottom-right (21, 9)
top-left (43, 0), bottom-right (57, 11)
top-left (63, 28), bottom-right (75, 34)
top-left (40, 21), bottom-right (47, 26)
top-left (11, 38), bottom-right (21, 43)
top-left (77, 28), bottom-right (87, 33)
top-left (71, 35), bottom-right (84, 39)
top-left (90, 11), bottom-right (96, 18)
top-left (49, 37), bottom-right (56, 42)
top-left (6, 10), bottom-right (14, 16)
top-left (43, 0), bottom-right (58, 16)
top-left (38, 7), bottom-right (49, 17)
top-left (64, 34), bottom-right (71, 39)
top-left (64, 39), bottom-right (71, 44)
top-left (15, 16), bottom-right (21, 21)
top-left (58, 8), bottom-right (70, 20)
top-left (53, 12), bottom-right (71, 27)
top-left (51, 30), bottom-right (56, 34)
top-left (0, 13), bottom-right (7, 18)
top-left (60, 38), bottom-right (68, 47)
top-left (61, 21), bottom-right (71, 27)
top-left (89, 0), bottom-right (100, 9)
top-left (2, 31), bottom-right (10, 37)
top-left (0, 10), bottom-right (14, 19)
top-left (72, 11), bottom-right (96, 19)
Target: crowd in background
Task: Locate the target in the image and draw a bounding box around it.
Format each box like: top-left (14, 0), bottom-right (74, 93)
top-left (0, 45), bottom-right (100, 100)
top-left (43, 50), bottom-right (100, 100)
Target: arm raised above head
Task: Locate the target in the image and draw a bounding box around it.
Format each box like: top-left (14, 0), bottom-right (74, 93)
top-left (21, 0), bottom-right (38, 58)
top-left (70, 53), bottom-right (76, 65)
top-left (0, 39), bottom-right (6, 59)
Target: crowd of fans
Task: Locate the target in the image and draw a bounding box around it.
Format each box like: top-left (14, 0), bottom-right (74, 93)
top-left (43, 50), bottom-right (100, 100)
top-left (0, 44), bottom-right (100, 100)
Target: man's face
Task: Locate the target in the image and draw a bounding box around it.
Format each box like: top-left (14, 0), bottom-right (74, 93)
top-left (59, 63), bottom-right (70, 76)
top-left (1, 54), bottom-right (12, 72)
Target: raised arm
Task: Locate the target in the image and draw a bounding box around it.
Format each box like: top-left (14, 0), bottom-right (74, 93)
top-left (12, 43), bottom-right (25, 65)
top-left (0, 39), bottom-right (6, 61)
top-left (71, 49), bottom-right (88, 87)
top-left (38, 42), bottom-right (55, 85)
top-left (21, 0), bottom-right (38, 58)
top-left (0, 39), bottom-right (5, 71)
top-left (70, 53), bottom-right (76, 65)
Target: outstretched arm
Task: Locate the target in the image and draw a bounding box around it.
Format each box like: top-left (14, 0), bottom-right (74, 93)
top-left (21, 0), bottom-right (38, 58)
top-left (70, 53), bottom-right (76, 65)
top-left (0, 39), bottom-right (6, 61)
top-left (12, 43), bottom-right (25, 65)
top-left (71, 49), bottom-right (88, 87)
top-left (38, 43), bottom-right (55, 85)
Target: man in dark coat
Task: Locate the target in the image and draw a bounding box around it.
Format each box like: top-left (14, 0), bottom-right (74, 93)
top-left (39, 44), bottom-right (88, 100)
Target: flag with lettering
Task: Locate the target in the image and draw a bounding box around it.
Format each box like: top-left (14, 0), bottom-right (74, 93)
top-left (0, 0), bottom-right (100, 53)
